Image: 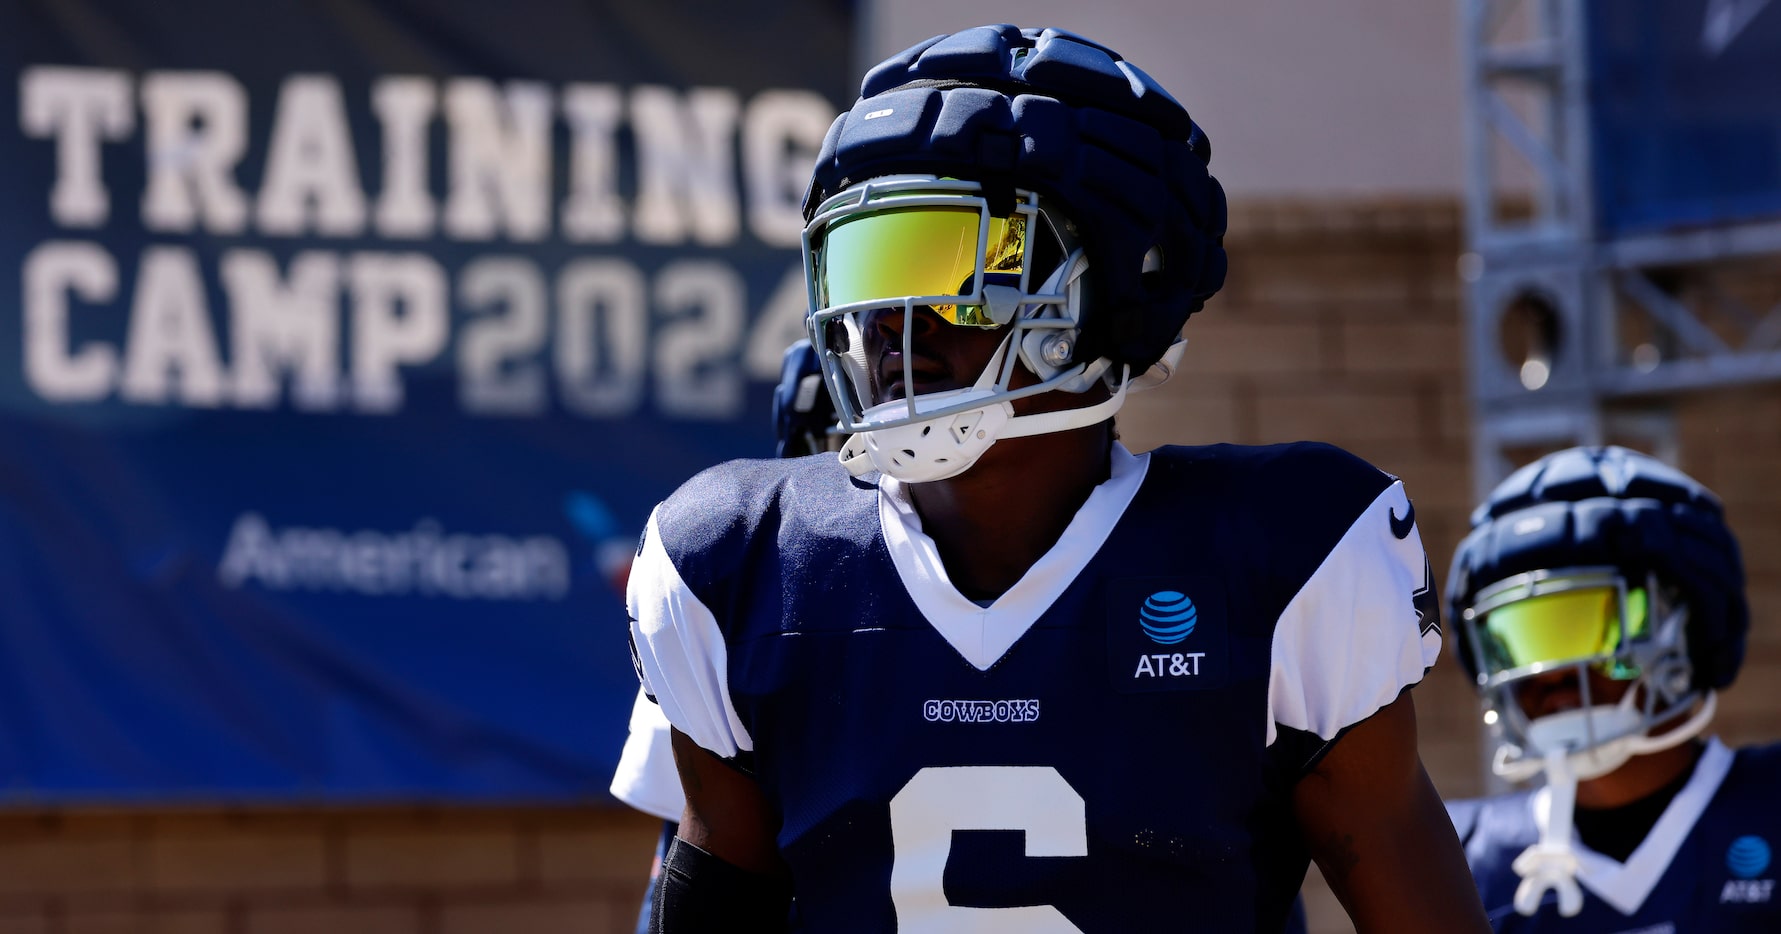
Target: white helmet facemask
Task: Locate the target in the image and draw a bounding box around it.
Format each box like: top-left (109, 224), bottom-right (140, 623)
top-left (803, 176), bottom-right (1183, 483)
top-left (1496, 674), bottom-right (1716, 785)
top-left (1461, 569), bottom-right (1712, 917)
top-left (835, 331), bottom-right (1128, 483)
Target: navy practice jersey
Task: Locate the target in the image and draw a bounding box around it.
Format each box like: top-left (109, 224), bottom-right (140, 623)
top-left (628, 442), bottom-right (1442, 932)
top-left (1449, 738), bottom-right (1781, 932)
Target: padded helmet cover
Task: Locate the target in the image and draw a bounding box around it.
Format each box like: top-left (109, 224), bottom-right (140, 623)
top-left (1446, 446), bottom-right (1748, 691)
top-left (803, 25), bottom-right (1228, 373)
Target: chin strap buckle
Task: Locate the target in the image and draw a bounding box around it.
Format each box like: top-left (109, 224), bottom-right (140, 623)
top-left (1512, 748), bottom-right (1585, 917)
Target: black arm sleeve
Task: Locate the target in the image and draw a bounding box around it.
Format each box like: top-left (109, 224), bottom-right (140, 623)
top-left (634, 821), bottom-right (679, 934)
top-left (651, 837), bottom-right (792, 933)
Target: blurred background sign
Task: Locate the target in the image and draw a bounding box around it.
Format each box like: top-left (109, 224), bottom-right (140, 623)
top-left (0, 0), bottom-right (850, 803)
top-left (1588, 0), bottom-right (1781, 235)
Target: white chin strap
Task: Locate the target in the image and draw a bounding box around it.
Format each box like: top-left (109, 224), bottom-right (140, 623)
top-left (1498, 689), bottom-right (1717, 917)
top-left (837, 337), bottom-right (1128, 483)
top-left (1512, 748), bottom-right (1585, 917)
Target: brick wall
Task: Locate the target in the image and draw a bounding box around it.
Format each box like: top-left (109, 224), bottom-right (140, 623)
top-left (0, 808), bottom-right (659, 934)
top-left (1676, 388), bottom-right (1781, 746)
top-left (4, 197), bottom-right (1776, 933)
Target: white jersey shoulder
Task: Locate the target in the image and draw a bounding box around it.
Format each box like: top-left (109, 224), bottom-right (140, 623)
top-left (1267, 478), bottom-right (1441, 744)
top-left (627, 505), bottom-right (753, 760)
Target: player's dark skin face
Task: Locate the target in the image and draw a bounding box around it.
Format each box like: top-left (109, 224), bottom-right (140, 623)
top-left (862, 304), bottom-right (1102, 414)
top-left (863, 305), bottom-right (1008, 407)
top-left (1513, 666), bottom-right (1705, 810)
top-left (1515, 664), bottom-right (1631, 721)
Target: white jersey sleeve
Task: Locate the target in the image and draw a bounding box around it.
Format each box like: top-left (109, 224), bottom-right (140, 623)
top-left (1267, 478), bottom-right (1443, 746)
top-left (608, 687), bottom-right (685, 822)
top-left (626, 506), bottom-right (753, 760)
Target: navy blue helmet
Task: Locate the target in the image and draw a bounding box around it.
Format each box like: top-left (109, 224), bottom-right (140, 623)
top-left (803, 24), bottom-right (1227, 375)
top-left (1448, 445), bottom-right (1747, 692)
top-left (1447, 446), bottom-right (1747, 781)
top-left (801, 26), bottom-right (1226, 481)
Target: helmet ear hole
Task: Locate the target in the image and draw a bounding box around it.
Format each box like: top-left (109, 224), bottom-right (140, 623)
top-left (1140, 246), bottom-right (1167, 295)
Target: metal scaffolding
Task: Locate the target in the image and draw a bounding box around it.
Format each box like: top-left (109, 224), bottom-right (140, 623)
top-left (1460, 0), bottom-right (1781, 497)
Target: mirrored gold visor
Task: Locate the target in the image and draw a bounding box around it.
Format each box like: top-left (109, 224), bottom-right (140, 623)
top-left (1474, 586), bottom-right (1649, 680)
top-left (816, 207), bottom-right (1026, 327)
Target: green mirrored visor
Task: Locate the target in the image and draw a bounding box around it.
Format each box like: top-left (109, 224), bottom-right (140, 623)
top-left (816, 207), bottom-right (1026, 327)
top-left (1475, 586), bottom-right (1649, 679)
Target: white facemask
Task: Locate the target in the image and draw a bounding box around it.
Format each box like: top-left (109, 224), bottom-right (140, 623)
top-left (839, 383), bottom-right (1015, 483)
top-left (837, 336), bottom-right (1128, 482)
top-left (1497, 687), bottom-right (1717, 784)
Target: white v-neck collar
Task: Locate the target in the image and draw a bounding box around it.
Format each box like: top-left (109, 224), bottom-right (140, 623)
top-left (1532, 736), bottom-right (1735, 915)
top-left (876, 443), bottom-right (1150, 671)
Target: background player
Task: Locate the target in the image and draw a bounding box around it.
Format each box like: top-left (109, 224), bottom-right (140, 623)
top-left (630, 24), bottom-right (1488, 932)
top-left (1445, 445), bottom-right (1779, 930)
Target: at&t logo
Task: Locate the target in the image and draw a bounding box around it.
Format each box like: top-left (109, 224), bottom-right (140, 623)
top-left (1721, 835), bottom-right (1774, 904)
top-left (1135, 591), bottom-right (1205, 680)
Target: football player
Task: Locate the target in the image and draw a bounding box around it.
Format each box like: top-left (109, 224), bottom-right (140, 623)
top-left (628, 25), bottom-right (1488, 932)
top-left (610, 339), bottom-right (839, 933)
top-left (1445, 445), bottom-right (1778, 930)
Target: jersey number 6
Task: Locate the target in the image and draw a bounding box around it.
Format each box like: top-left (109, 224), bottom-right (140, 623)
top-left (889, 765), bottom-right (1087, 933)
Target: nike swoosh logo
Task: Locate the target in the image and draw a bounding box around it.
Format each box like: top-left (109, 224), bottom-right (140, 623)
top-left (1389, 500), bottom-right (1415, 540)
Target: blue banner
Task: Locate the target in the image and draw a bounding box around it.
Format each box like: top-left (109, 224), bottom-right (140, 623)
top-left (1588, 0), bottom-right (1781, 236)
top-left (0, 0), bottom-right (851, 802)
